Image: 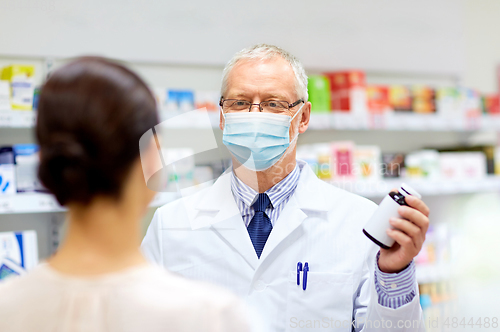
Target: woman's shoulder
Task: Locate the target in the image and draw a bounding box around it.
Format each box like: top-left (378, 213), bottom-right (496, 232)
top-left (0, 263), bottom-right (250, 332)
top-left (0, 264), bottom-right (49, 292)
top-left (110, 264), bottom-right (250, 331)
top-left (0, 263), bottom-right (241, 307)
top-left (0, 264), bottom-right (54, 318)
top-left (132, 264), bottom-right (243, 308)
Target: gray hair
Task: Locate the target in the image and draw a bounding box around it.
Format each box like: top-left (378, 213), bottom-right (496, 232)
top-left (221, 44), bottom-right (308, 102)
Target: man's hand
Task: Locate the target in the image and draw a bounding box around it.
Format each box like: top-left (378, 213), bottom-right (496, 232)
top-left (377, 194), bottom-right (430, 273)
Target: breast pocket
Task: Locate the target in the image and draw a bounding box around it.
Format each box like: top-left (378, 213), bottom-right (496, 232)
top-left (286, 271), bottom-right (353, 332)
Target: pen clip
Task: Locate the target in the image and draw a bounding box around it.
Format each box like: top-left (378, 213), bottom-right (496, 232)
top-left (296, 262), bottom-right (302, 286)
top-left (302, 262), bottom-right (309, 291)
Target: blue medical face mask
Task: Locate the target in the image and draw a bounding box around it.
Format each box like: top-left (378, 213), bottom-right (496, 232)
top-left (222, 103), bottom-right (303, 171)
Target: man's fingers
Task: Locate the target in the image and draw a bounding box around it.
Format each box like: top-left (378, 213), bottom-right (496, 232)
top-left (386, 228), bottom-right (416, 251)
top-left (398, 205), bottom-right (430, 233)
top-left (404, 195), bottom-right (430, 217)
top-left (389, 217), bottom-right (424, 250)
top-left (389, 217), bottom-right (420, 239)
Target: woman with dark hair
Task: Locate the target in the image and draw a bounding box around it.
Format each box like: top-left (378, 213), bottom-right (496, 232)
top-left (0, 57), bottom-right (249, 332)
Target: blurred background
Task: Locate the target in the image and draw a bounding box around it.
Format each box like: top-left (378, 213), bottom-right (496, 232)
top-left (0, 0), bottom-right (499, 329)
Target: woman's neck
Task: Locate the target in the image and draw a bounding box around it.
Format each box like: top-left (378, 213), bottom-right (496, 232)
top-left (48, 196), bottom-right (147, 276)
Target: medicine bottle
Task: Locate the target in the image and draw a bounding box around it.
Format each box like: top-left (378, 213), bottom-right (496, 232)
top-left (363, 183), bottom-right (422, 249)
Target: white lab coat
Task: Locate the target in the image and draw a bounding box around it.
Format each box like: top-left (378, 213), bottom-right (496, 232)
top-left (142, 162), bottom-right (425, 332)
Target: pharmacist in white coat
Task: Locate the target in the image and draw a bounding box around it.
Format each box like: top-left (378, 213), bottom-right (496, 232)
top-left (142, 44), bottom-right (430, 332)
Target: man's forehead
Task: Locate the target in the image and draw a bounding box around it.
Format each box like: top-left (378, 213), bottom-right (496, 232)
top-left (226, 57), bottom-right (296, 96)
top-left (231, 57), bottom-right (293, 75)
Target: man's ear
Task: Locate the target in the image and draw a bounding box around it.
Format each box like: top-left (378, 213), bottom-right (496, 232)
top-left (299, 101), bottom-right (311, 134)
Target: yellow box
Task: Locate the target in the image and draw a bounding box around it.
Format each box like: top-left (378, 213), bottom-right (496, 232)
top-left (1, 65), bottom-right (35, 110)
top-left (495, 147), bottom-right (500, 175)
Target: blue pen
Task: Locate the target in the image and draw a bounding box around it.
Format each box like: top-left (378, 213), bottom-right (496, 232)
top-left (303, 262), bottom-right (309, 291)
top-left (296, 262), bottom-right (302, 285)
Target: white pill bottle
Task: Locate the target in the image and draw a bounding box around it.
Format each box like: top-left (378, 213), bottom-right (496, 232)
top-left (363, 183), bottom-right (422, 249)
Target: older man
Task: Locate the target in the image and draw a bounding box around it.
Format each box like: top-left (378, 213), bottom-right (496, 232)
top-left (142, 44), bottom-right (429, 332)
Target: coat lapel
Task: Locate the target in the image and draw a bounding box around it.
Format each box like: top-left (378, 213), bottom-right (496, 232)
top-left (193, 172), bottom-right (259, 270)
top-left (258, 164), bottom-right (330, 263)
top-left (258, 195), bottom-right (307, 261)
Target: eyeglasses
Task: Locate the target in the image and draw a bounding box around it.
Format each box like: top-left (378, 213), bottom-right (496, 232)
top-left (219, 98), bottom-right (304, 116)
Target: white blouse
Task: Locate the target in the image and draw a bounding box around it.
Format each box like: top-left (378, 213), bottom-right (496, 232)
top-left (0, 263), bottom-right (250, 332)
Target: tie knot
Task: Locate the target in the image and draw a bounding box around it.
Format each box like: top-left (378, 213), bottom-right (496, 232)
top-left (252, 193), bottom-right (271, 212)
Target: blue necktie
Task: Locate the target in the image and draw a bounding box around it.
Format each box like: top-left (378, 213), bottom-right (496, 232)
top-left (247, 193), bottom-right (273, 259)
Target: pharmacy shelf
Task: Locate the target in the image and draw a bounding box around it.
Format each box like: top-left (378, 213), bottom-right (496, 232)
top-left (3, 109), bottom-right (500, 132)
top-left (307, 112), bottom-right (500, 131)
top-left (0, 192), bottom-right (179, 215)
top-left (329, 176), bottom-right (500, 198)
top-left (0, 109), bottom-right (36, 128)
top-left (167, 111), bottom-right (500, 131)
top-left (0, 193), bottom-right (65, 214)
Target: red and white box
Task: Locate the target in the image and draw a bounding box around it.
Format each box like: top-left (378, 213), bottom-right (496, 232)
top-left (366, 85), bottom-right (390, 128)
top-left (324, 71), bottom-right (367, 113)
top-left (483, 95), bottom-right (500, 115)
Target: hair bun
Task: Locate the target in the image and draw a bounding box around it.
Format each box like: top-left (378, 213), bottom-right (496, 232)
top-left (38, 136), bottom-right (93, 205)
top-left (45, 136), bottom-right (88, 163)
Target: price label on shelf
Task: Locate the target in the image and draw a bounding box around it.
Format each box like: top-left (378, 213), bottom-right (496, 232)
top-left (491, 115), bottom-right (500, 131)
top-left (367, 113), bottom-right (386, 130)
top-left (459, 179), bottom-right (482, 193)
top-left (308, 113), bottom-right (331, 129)
top-left (0, 111), bottom-right (36, 128)
top-left (417, 180), bottom-right (440, 195)
top-left (19, 113), bottom-right (36, 128)
top-left (485, 176), bottom-right (500, 191)
top-left (438, 180), bottom-right (456, 195)
top-left (0, 112), bottom-right (13, 127)
top-left (0, 198), bottom-right (13, 213)
top-left (398, 114), bottom-right (429, 130)
top-left (37, 195), bottom-right (60, 211)
top-left (448, 117), bottom-right (465, 131)
top-left (331, 113), bottom-right (362, 129)
top-left (465, 112), bottom-right (482, 131)
top-left (385, 113), bottom-right (436, 130)
top-left (428, 116), bottom-right (447, 131)
top-left (384, 113), bottom-right (400, 130)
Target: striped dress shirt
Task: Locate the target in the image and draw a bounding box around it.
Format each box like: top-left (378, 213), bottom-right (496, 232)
top-left (230, 160), bottom-right (417, 309)
top-left (230, 163), bottom-right (301, 227)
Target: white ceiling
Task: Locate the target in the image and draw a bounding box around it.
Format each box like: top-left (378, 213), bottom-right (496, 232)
top-left (0, 0), bottom-right (465, 76)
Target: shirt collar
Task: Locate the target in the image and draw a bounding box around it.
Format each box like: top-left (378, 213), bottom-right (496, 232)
top-left (231, 162), bottom-right (301, 209)
top-left (231, 172), bottom-right (257, 208)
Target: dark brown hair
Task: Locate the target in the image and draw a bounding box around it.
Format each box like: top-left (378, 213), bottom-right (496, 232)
top-left (36, 57), bottom-right (159, 206)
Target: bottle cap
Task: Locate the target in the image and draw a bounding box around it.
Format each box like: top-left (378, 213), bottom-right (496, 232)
top-left (399, 183), bottom-right (422, 199)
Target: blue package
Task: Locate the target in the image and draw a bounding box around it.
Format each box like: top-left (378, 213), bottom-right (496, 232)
top-left (32, 87), bottom-right (40, 110)
top-left (12, 144), bottom-right (39, 158)
top-left (0, 147), bottom-right (16, 194)
top-left (0, 258), bottom-right (26, 282)
top-left (0, 147), bottom-right (14, 165)
top-left (0, 262), bottom-right (20, 279)
top-left (178, 90), bottom-right (195, 112)
top-left (166, 90), bottom-right (195, 112)
top-left (0, 231), bottom-right (38, 272)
